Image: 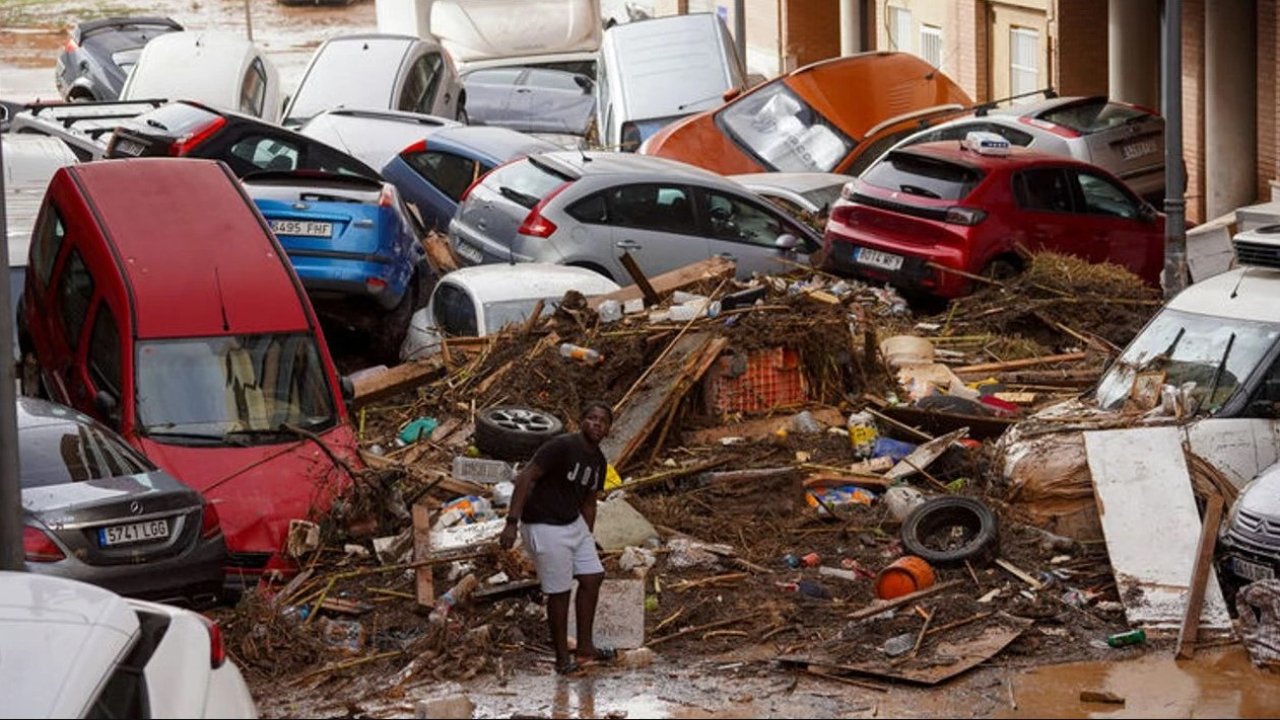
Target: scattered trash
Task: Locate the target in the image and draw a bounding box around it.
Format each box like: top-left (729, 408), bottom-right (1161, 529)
top-left (619, 545), bottom-right (657, 572)
top-left (1237, 579), bottom-right (1280, 667)
top-left (872, 436), bottom-right (918, 462)
top-left (491, 481), bottom-right (515, 506)
top-left (434, 496), bottom-right (496, 530)
top-left (1080, 690), bottom-right (1126, 705)
top-left (285, 519), bottom-right (321, 559)
top-left (398, 416), bottom-right (439, 444)
top-left (883, 485), bottom-right (927, 522)
top-left (666, 537), bottom-right (726, 568)
top-left (319, 617), bottom-right (366, 653)
top-left (807, 485), bottom-right (877, 514)
top-left (883, 632), bottom-right (916, 657)
top-left (819, 566), bottom-right (863, 582)
top-left (343, 543), bottom-right (370, 558)
top-left (597, 299), bottom-right (623, 323)
top-left (1105, 629), bottom-right (1146, 648)
top-left (789, 410), bottom-right (823, 434)
top-left (846, 411), bottom-right (879, 458)
top-left (452, 456), bottom-right (514, 485)
top-left (486, 572), bottom-right (509, 585)
top-left (560, 342), bottom-right (603, 365)
top-left (875, 555), bottom-right (936, 600)
top-left (429, 573), bottom-right (479, 625)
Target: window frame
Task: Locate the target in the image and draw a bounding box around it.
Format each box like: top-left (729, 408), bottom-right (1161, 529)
top-left (920, 24), bottom-right (943, 70)
top-left (56, 248), bottom-right (94, 351)
top-left (1009, 26), bottom-right (1040, 102)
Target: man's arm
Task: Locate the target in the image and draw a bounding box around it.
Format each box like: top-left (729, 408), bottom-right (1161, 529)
top-left (580, 489), bottom-right (598, 532)
top-left (499, 460), bottom-right (544, 549)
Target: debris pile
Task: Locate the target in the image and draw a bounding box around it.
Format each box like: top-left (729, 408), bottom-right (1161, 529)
top-left (213, 252), bottom-right (1245, 710)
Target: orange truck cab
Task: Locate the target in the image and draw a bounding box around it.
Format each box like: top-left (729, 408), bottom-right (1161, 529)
top-left (17, 158), bottom-right (361, 587)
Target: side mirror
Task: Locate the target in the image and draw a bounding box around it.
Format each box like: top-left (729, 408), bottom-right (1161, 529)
top-left (340, 376), bottom-right (355, 406)
top-left (1140, 202), bottom-right (1159, 223)
top-left (775, 233), bottom-right (799, 250)
top-left (93, 390), bottom-right (120, 427)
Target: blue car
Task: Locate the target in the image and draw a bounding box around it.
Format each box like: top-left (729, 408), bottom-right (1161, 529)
top-left (243, 171), bottom-right (430, 361)
top-left (381, 126), bottom-right (560, 234)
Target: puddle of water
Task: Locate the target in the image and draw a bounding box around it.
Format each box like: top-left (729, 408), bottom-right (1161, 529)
top-left (1002, 647), bottom-right (1280, 719)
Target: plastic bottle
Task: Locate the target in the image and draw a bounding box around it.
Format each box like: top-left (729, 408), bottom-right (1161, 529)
top-left (429, 573), bottom-right (479, 625)
top-left (1105, 629), bottom-right (1146, 647)
top-left (560, 343), bottom-right (603, 365)
top-left (597, 299), bottom-right (622, 324)
top-left (846, 411), bottom-right (879, 458)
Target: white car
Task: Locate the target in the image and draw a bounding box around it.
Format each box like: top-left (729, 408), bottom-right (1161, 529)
top-left (401, 263), bottom-right (620, 361)
top-left (0, 571), bottom-right (257, 719)
top-left (120, 31), bottom-right (282, 124)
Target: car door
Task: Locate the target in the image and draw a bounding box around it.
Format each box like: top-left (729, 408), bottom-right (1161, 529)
top-left (398, 50), bottom-right (455, 119)
top-left (22, 203), bottom-right (70, 398)
top-left (48, 247), bottom-right (96, 411)
top-left (694, 187), bottom-right (814, 277)
top-left (1067, 168), bottom-right (1164, 284)
top-left (1010, 167), bottom-right (1085, 258)
top-left (598, 183), bottom-right (707, 279)
top-left (463, 67), bottom-right (524, 128)
top-left (398, 148), bottom-right (487, 231)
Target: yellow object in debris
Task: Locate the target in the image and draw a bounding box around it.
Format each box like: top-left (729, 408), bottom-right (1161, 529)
top-left (605, 464), bottom-right (622, 490)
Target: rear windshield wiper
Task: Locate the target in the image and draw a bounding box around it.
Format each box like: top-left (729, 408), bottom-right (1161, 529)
top-left (899, 184), bottom-right (941, 199)
top-left (498, 186), bottom-right (540, 207)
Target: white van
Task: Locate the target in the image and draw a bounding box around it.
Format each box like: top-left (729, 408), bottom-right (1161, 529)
top-left (377, 0), bottom-right (602, 79)
top-left (119, 31), bottom-right (282, 123)
top-left (596, 12), bottom-right (746, 151)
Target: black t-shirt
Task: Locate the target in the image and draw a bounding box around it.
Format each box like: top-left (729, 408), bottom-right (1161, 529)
top-left (520, 433), bottom-right (606, 525)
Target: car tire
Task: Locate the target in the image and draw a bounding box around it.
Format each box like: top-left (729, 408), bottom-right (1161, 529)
top-left (900, 496), bottom-right (999, 567)
top-left (981, 258), bottom-right (1020, 283)
top-left (474, 405), bottom-right (564, 461)
top-left (372, 272), bottom-right (418, 364)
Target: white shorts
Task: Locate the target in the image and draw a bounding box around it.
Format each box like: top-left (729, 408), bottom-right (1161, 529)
top-left (520, 516), bottom-right (604, 594)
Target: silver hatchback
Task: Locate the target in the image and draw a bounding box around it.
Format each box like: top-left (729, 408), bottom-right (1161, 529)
top-left (448, 151), bottom-right (822, 281)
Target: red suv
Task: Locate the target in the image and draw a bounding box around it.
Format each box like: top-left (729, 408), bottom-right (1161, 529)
top-left (18, 158), bottom-right (361, 587)
top-left (821, 133), bottom-right (1165, 298)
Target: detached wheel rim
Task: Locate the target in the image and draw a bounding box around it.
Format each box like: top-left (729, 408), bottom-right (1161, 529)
top-left (489, 408), bottom-right (556, 434)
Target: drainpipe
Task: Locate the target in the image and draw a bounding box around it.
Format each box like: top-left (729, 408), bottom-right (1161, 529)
top-left (734, 0), bottom-right (747, 72)
top-left (840, 0), bottom-right (860, 55)
top-left (0, 136), bottom-right (23, 571)
top-left (1162, 0), bottom-right (1187, 297)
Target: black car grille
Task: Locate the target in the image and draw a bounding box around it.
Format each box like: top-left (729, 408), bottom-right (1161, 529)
top-left (1232, 240), bottom-right (1280, 269)
top-left (226, 551), bottom-right (272, 569)
top-left (851, 192), bottom-right (950, 222)
top-left (1226, 508), bottom-right (1280, 552)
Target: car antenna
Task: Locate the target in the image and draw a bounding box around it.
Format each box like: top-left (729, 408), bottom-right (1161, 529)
top-left (214, 267), bottom-right (231, 331)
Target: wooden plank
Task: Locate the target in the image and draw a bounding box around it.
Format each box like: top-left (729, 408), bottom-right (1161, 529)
top-left (588, 256), bottom-right (736, 309)
top-left (600, 333), bottom-right (725, 470)
top-left (1085, 427), bottom-right (1232, 630)
top-left (619, 251), bottom-right (661, 306)
top-left (412, 502), bottom-right (433, 607)
top-left (876, 404), bottom-right (1014, 442)
top-left (1177, 495), bottom-right (1225, 660)
top-left (845, 580), bottom-right (964, 620)
top-left (421, 231), bottom-right (460, 274)
top-left (351, 357), bottom-right (446, 407)
top-left (952, 352), bottom-right (1088, 375)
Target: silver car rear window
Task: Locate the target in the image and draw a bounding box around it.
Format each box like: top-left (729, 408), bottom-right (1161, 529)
top-left (482, 158), bottom-right (572, 209)
top-left (19, 423), bottom-right (152, 488)
top-left (1039, 100), bottom-right (1152, 135)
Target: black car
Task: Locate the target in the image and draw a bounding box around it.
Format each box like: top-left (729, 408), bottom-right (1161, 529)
top-left (104, 100), bottom-right (381, 179)
top-left (18, 397), bottom-right (226, 605)
top-left (55, 16), bottom-right (184, 102)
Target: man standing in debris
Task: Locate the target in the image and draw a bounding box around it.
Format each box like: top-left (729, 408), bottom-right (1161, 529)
top-left (499, 402), bottom-right (617, 676)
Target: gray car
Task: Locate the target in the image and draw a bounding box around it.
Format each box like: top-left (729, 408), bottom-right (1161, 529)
top-left (882, 95), bottom-right (1166, 204)
top-left (18, 397), bottom-right (226, 605)
top-left (448, 151), bottom-right (821, 281)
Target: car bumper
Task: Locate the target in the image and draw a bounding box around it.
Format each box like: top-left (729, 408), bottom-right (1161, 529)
top-left (449, 219), bottom-right (542, 266)
top-left (289, 254), bottom-right (409, 310)
top-left (1219, 533), bottom-right (1280, 585)
top-left (822, 227), bottom-right (971, 298)
top-left (25, 535), bottom-right (227, 605)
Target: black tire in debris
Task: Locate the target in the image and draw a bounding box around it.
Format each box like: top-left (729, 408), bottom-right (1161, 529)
top-left (900, 496), bottom-right (999, 566)
top-left (474, 405), bottom-right (564, 461)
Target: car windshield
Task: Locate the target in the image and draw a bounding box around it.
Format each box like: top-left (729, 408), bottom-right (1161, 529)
top-left (717, 83), bottom-right (852, 172)
top-left (287, 41), bottom-right (405, 124)
top-left (135, 333), bottom-right (336, 444)
top-left (19, 422), bottom-right (152, 488)
top-left (1094, 308), bottom-right (1280, 414)
top-left (483, 297), bottom-right (566, 334)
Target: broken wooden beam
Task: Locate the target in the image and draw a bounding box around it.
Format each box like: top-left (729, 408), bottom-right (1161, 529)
top-left (588, 256), bottom-right (736, 309)
top-left (846, 580), bottom-right (964, 620)
top-left (619, 250), bottom-right (661, 306)
top-left (1176, 495), bottom-right (1225, 660)
top-left (351, 358), bottom-right (446, 408)
top-left (952, 352), bottom-right (1088, 375)
top-left (412, 502), bottom-right (433, 607)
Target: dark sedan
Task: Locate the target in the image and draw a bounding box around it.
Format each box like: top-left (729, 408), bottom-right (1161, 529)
top-left (55, 16), bottom-right (183, 102)
top-left (18, 397), bottom-right (226, 605)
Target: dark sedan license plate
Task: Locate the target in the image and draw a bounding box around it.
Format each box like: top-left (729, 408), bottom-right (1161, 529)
top-left (99, 519), bottom-right (169, 547)
top-left (112, 138), bottom-right (145, 157)
top-left (1230, 555), bottom-right (1275, 582)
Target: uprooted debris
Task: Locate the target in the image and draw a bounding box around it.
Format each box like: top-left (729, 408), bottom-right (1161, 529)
top-left (213, 253), bottom-right (1218, 710)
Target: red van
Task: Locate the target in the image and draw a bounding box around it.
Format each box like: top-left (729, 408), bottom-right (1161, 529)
top-left (17, 158), bottom-right (361, 586)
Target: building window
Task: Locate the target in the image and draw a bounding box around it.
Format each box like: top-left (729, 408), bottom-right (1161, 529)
top-left (888, 5), bottom-right (913, 53)
top-left (1010, 26), bottom-right (1040, 102)
top-left (920, 24), bottom-right (942, 69)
